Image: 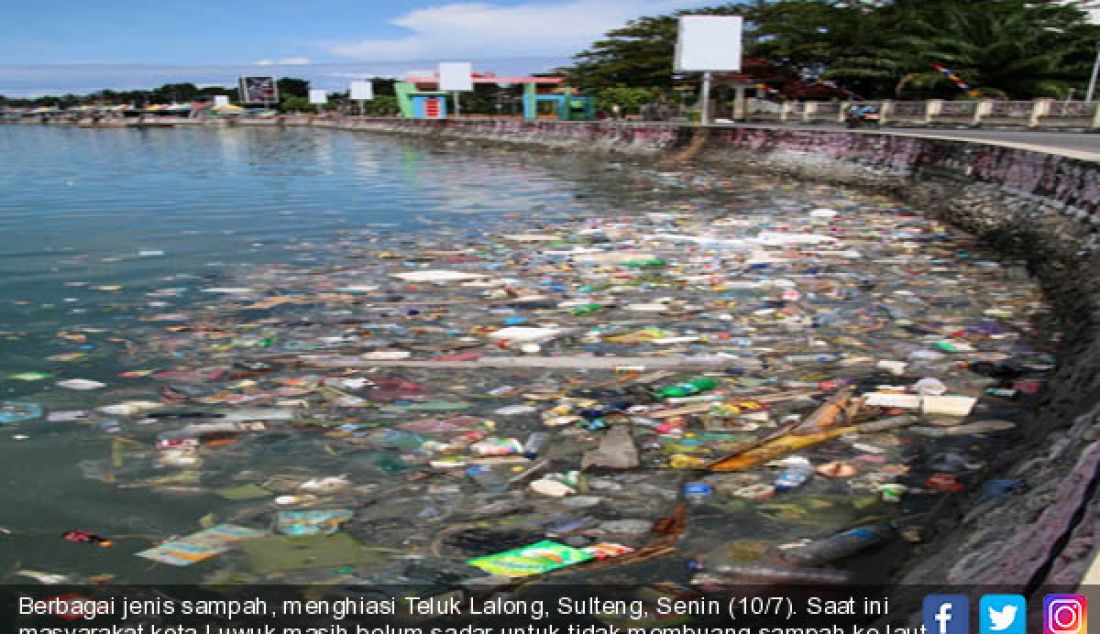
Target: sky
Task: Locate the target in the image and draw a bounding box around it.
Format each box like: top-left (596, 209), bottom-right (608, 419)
top-left (0, 0), bottom-right (708, 97)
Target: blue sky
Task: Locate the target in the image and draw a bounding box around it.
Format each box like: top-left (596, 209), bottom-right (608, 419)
top-left (0, 0), bottom-right (708, 96)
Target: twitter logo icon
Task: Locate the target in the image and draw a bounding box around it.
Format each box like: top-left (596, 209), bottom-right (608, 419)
top-left (982, 595), bottom-right (1027, 634)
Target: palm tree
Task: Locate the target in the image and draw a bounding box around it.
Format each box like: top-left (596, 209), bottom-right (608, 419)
top-left (827, 0), bottom-right (1095, 99)
top-left (896, 3), bottom-right (1076, 98)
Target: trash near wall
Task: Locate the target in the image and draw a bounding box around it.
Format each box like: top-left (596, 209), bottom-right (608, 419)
top-left (262, 118), bottom-right (1100, 587)
top-left (0, 162), bottom-right (1062, 587)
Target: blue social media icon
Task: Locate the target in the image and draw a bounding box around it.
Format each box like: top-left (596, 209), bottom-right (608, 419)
top-left (981, 595), bottom-right (1027, 634)
top-left (925, 595), bottom-right (970, 634)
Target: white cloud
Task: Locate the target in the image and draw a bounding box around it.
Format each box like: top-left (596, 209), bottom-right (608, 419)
top-left (256, 56), bottom-right (311, 66)
top-left (328, 0), bottom-right (695, 61)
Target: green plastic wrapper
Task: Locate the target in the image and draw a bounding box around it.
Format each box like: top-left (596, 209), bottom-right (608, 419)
top-left (465, 540), bottom-right (594, 577)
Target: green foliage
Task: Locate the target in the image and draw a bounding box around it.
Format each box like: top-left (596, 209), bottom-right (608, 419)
top-left (595, 87), bottom-right (656, 113)
top-left (561, 0), bottom-right (1100, 100)
top-left (827, 0), bottom-right (1097, 98)
top-left (434, 83), bottom-right (509, 115)
top-left (361, 95), bottom-right (399, 116)
top-left (372, 78), bottom-right (398, 96)
top-left (276, 77), bottom-right (309, 99)
top-left (279, 94), bottom-right (315, 113)
top-left (0, 77), bottom-right (402, 110)
top-left (562, 5), bottom-right (742, 93)
top-left (1, 83), bottom-right (238, 107)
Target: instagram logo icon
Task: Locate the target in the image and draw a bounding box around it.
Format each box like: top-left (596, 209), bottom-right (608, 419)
top-left (1045, 595), bottom-right (1088, 634)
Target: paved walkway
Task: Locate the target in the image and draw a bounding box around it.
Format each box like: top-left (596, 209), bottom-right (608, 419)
top-left (711, 122), bottom-right (1100, 162)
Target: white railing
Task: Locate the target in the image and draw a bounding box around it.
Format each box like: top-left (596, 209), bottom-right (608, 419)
top-left (737, 98), bottom-right (1099, 129)
top-left (6, 99), bottom-right (1099, 129)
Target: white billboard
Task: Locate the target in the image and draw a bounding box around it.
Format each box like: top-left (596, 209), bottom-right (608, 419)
top-left (213, 95), bottom-right (230, 107)
top-left (674, 15), bottom-right (743, 72)
top-left (308, 89), bottom-right (328, 105)
top-left (349, 81), bottom-right (374, 101)
top-left (438, 62), bottom-right (473, 91)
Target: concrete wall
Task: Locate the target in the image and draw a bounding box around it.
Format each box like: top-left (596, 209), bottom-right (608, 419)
top-left (688, 126), bottom-right (1100, 588)
top-left (312, 117), bottom-right (686, 153)
top-left (308, 118), bottom-right (1098, 224)
top-left (180, 116), bottom-right (1100, 586)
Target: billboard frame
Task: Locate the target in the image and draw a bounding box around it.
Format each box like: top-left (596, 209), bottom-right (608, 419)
top-left (673, 15), bottom-right (743, 125)
top-left (238, 76), bottom-right (279, 107)
top-left (438, 62), bottom-right (473, 116)
top-left (349, 81), bottom-right (374, 101)
top-left (674, 15), bottom-right (743, 73)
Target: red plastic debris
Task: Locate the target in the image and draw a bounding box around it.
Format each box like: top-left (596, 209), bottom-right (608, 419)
top-left (61, 530), bottom-right (113, 547)
top-left (925, 473), bottom-right (966, 493)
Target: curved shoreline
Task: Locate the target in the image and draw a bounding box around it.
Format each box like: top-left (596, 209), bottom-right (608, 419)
top-left (8, 117), bottom-right (1100, 588)
top-left (266, 118), bottom-right (1100, 588)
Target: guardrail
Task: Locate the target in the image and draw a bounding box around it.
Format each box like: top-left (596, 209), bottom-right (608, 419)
top-left (745, 97), bottom-right (1100, 129)
top-left (6, 97), bottom-right (1099, 131)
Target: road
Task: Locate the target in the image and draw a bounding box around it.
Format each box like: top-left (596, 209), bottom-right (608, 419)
top-left (712, 122), bottom-right (1100, 161)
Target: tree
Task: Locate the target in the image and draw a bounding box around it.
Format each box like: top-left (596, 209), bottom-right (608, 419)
top-left (279, 95), bottom-right (315, 113)
top-left (150, 83), bottom-right (200, 103)
top-left (0, 82), bottom-right (239, 108)
top-left (595, 86), bottom-right (656, 114)
top-left (276, 77), bottom-right (309, 99)
top-left (372, 78), bottom-right (398, 96)
top-left (562, 0), bottom-right (1100, 101)
top-left (748, 0), bottom-right (870, 79)
top-left (829, 0), bottom-right (1098, 98)
top-left (362, 95), bottom-right (399, 116)
top-left (455, 83), bottom-right (503, 115)
top-left (562, 5), bottom-right (746, 93)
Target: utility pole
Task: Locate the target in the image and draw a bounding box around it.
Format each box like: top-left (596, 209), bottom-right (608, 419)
top-left (700, 72), bottom-right (713, 125)
top-left (1087, 42), bottom-right (1099, 102)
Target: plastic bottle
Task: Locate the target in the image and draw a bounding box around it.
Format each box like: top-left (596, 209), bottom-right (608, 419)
top-left (782, 523), bottom-right (895, 566)
top-left (985, 387), bottom-right (1019, 399)
top-left (571, 303), bottom-right (604, 315)
top-left (774, 456), bottom-right (814, 493)
top-left (683, 482), bottom-right (714, 505)
top-left (709, 563), bottom-right (852, 585)
top-left (623, 258), bottom-right (667, 268)
top-left (656, 377), bottom-right (718, 399)
top-left (470, 437), bottom-right (524, 457)
top-left (523, 432), bottom-right (551, 458)
top-left (466, 465), bottom-right (507, 493)
top-left (783, 353), bottom-right (841, 364)
top-left (670, 454), bottom-right (708, 469)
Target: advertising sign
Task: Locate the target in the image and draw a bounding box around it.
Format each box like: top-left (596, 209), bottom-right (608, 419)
top-left (238, 76), bottom-right (278, 104)
top-left (438, 62), bottom-right (473, 92)
top-left (349, 81), bottom-right (374, 101)
top-left (674, 15), bottom-right (743, 72)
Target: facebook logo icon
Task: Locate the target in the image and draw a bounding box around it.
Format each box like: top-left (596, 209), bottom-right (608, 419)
top-left (925, 595), bottom-right (971, 634)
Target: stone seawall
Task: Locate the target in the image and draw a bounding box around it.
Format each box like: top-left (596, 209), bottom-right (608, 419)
top-left (309, 117), bottom-right (1100, 586)
top-left (310, 117), bottom-right (688, 154)
top-left (146, 116), bottom-right (1100, 585)
top-left (690, 126), bottom-right (1100, 588)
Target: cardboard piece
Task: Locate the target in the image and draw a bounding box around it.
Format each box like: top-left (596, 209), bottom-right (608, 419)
top-left (136, 524), bottom-right (265, 567)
